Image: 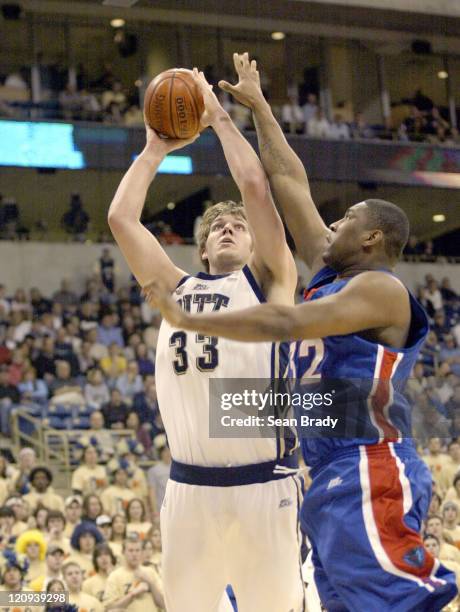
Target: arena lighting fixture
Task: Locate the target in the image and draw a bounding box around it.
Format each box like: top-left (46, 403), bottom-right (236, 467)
top-left (437, 70), bottom-right (449, 79)
top-left (271, 31), bottom-right (286, 40)
top-left (433, 214), bottom-right (446, 222)
top-left (167, 202), bottom-right (176, 210)
top-left (110, 18), bottom-right (125, 28)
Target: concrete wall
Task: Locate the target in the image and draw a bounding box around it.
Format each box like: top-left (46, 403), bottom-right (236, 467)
top-left (0, 241), bottom-right (459, 295)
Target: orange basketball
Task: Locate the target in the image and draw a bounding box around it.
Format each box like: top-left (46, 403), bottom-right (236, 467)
top-left (144, 68), bottom-right (204, 139)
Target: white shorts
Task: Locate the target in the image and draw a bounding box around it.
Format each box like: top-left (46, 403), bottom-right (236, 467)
top-left (160, 474), bottom-right (306, 612)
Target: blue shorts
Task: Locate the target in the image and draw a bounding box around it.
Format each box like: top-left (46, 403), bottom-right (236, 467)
top-left (301, 442), bottom-right (458, 612)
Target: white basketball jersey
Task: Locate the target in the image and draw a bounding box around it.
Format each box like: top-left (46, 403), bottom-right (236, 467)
top-left (156, 265), bottom-right (291, 467)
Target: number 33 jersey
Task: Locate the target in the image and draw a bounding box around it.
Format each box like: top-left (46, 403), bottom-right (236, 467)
top-left (155, 265), bottom-right (291, 467)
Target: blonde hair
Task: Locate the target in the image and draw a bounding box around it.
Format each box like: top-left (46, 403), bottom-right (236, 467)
top-left (197, 201), bottom-right (246, 271)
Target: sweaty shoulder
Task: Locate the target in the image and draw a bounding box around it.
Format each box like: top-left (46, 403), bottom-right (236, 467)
top-left (344, 271), bottom-right (411, 333)
top-left (349, 269), bottom-right (408, 302)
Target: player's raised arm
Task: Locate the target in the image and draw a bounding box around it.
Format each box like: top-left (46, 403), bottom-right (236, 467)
top-left (107, 120), bottom-right (198, 292)
top-left (144, 271), bottom-right (410, 344)
top-left (219, 52), bottom-right (328, 272)
top-left (192, 69), bottom-right (296, 290)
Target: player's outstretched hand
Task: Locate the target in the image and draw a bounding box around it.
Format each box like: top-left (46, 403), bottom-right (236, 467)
top-left (192, 68), bottom-right (225, 129)
top-left (142, 280), bottom-right (185, 328)
top-left (143, 112), bottom-right (199, 155)
top-left (219, 52), bottom-right (264, 109)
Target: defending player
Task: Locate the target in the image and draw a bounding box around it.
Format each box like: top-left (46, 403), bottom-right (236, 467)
top-left (143, 56), bottom-right (459, 611)
top-left (108, 70), bottom-right (305, 612)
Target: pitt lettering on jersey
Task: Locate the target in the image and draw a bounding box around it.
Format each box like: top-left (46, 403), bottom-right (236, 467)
top-left (177, 293), bottom-right (230, 313)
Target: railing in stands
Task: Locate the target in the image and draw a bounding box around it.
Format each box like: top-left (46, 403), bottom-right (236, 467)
top-left (10, 409), bottom-right (46, 461)
top-left (10, 408), bottom-right (153, 493)
top-left (11, 409), bottom-right (73, 490)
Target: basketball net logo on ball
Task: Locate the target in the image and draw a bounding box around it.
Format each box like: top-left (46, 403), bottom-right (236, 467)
top-left (144, 68), bottom-right (205, 139)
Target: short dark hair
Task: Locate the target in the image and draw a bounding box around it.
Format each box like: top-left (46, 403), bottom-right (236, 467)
top-left (0, 507), bottom-right (15, 519)
top-left (93, 543), bottom-right (116, 571)
top-left (427, 514), bottom-right (443, 524)
top-left (122, 533), bottom-right (142, 551)
top-left (364, 199), bottom-right (410, 260)
top-left (30, 466), bottom-right (53, 484)
top-left (423, 534), bottom-right (440, 545)
top-left (46, 510), bottom-right (66, 528)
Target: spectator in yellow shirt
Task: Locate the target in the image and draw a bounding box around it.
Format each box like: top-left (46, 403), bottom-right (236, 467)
top-left (108, 513), bottom-right (126, 562)
top-left (62, 561), bottom-right (103, 612)
top-left (81, 494), bottom-right (103, 523)
top-left (101, 460), bottom-right (135, 516)
top-left (82, 543), bottom-right (116, 602)
top-left (440, 441), bottom-right (460, 493)
top-left (63, 495), bottom-right (83, 539)
top-left (23, 467), bottom-right (64, 513)
top-left (15, 529), bottom-right (47, 584)
top-left (443, 502), bottom-right (460, 549)
top-left (103, 536), bottom-right (164, 612)
top-left (95, 515), bottom-right (112, 541)
top-left (100, 342), bottom-right (127, 379)
top-left (426, 515), bottom-right (460, 565)
top-left (0, 549), bottom-right (33, 601)
top-left (0, 507), bottom-right (18, 549)
top-left (67, 522), bottom-right (103, 579)
top-left (425, 534), bottom-right (460, 598)
top-left (445, 474), bottom-right (460, 505)
top-left (9, 447), bottom-right (37, 496)
top-left (71, 441), bottom-right (108, 497)
top-left (29, 544), bottom-right (65, 592)
top-left (32, 507), bottom-right (49, 532)
top-left (424, 438), bottom-right (451, 491)
top-left (126, 499), bottom-right (152, 540)
top-left (116, 440), bottom-right (148, 504)
top-left (45, 511), bottom-right (71, 556)
top-left (4, 496), bottom-right (29, 536)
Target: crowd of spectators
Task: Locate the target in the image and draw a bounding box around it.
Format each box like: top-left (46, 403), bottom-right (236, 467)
top-left (0, 62), bottom-right (143, 126)
top-left (1, 58), bottom-right (459, 147)
top-left (271, 88), bottom-right (459, 146)
top-left (397, 90), bottom-right (460, 146)
top-left (0, 448), bottom-right (166, 609)
top-left (0, 257), bottom-right (172, 607)
top-left (1, 248), bottom-right (460, 607)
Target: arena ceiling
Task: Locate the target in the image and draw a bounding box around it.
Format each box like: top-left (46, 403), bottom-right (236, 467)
top-left (20, 0), bottom-right (460, 41)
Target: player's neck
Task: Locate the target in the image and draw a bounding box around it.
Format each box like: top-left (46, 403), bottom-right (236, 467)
top-left (208, 263), bottom-right (242, 275)
top-left (337, 259), bottom-right (395, 279)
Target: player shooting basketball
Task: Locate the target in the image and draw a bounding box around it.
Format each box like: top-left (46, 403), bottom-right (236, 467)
top-left (143, 55), bottom-right (458, 611)
top-left (108, 69), bottom-right (305, 612)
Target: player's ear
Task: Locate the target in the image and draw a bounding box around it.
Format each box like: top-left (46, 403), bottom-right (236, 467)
top-left (363, 229), bottom-right (383, 248)
top-left (201, 249), bottom-right (208, 262)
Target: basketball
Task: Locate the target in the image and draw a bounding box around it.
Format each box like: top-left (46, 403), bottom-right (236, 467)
top-left (144, 68), bottom-right (204, 139)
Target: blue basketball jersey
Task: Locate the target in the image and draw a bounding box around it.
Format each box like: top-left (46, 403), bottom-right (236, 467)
top-left (293, 266), bottom-right (429, 468)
